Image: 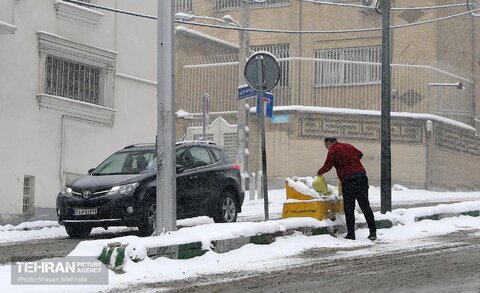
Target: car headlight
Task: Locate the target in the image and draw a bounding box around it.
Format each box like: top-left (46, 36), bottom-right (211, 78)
top-left (60, 187), bottom-right (73, 197)
top-left (107, 183), bottom-right (140, 196)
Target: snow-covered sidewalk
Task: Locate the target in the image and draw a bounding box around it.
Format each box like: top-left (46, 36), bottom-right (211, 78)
top-left (0, 186), bottom-right (479, 244)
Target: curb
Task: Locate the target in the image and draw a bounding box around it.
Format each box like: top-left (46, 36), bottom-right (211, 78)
top-left (98, 243), bottom-right (126, 272)
top-left (99, 210), bottom-right (479, 272)
top-left (414, 210), bottom-right (480, 222)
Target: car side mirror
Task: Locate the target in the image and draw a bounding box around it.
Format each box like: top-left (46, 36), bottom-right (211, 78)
top-left (176, 164), bottom-right (185, 173)
top-left (88, 168), bottom-right (95, 175)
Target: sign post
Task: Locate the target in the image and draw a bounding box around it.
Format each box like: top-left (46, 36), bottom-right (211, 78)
top-left (155, 0), bottom-right (176, 235)
top-left (202, 92), bottom-right (209, 140)
top-left (244, 51), bottom-right (280, 221)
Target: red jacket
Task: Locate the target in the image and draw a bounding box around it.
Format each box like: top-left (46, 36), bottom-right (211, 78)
top-left (317, 142), bottom-right (365, 182)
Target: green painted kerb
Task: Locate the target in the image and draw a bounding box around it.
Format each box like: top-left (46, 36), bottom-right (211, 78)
top-left (375, 219), bottom-right (393, 229)
top-left (115, 247), bottom-right (126, 267)
top-left (461, 210), bottom-right (480, 217)
top-left (311, 227), bottom-right (329, 236)
top-left (250, 234), bottom-right (269, 245)
top-left (178, 242), bottom-right (207, 259)
top-left (98, 247), bottom-right (114, 265)
top-left (415, 214), bottom-right (440, 221)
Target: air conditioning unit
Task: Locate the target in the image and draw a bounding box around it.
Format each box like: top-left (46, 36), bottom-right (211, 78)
top-left (359, 0), bottom-right (378, 13)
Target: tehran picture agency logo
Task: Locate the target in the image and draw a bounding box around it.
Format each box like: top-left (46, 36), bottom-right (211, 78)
top-left (11, 257), bottom-right (108, 285)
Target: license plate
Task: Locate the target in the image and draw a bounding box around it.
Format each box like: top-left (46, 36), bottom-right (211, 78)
top-left (73, 208), bottom-right (97, 216)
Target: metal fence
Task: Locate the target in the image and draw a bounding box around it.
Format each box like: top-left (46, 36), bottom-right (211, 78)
top-left (214, 0), bottom-right (291, 10)
top-left (177, 51), bottom-right (474, 125)
top-left (174, 0), bottom-right (192, 13)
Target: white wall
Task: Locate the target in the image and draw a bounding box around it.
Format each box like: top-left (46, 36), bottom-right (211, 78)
top-left (0, 0), bottom-right (158, 218)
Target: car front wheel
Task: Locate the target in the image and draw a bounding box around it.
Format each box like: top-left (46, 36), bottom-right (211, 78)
top-left (138, 199), bottom-right (156, 237)
top-left (213, 190), bottom-right (238, 223)
top-left (64, 223), bottom-right (92, 238)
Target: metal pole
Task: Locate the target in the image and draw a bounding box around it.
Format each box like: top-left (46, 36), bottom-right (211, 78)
top-left (380, 0), bottom-right (392, 214)
top-left (202, 93), bottom-right (209, 140)
top-left (257, 55), bottom-right (269, 221)
top-left (155, 0), bottom-right (176, 235)
top-left (236, 0), bottom-right (250, 187)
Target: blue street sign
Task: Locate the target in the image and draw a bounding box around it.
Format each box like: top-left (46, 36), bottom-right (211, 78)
top-left (256, 92), bottom-right (274, 118)
top-left (271, 114), bottom-right (289, 124)
top-left (238, 84), bottom-right (258, 100)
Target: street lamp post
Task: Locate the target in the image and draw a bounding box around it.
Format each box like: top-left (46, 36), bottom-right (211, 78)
top-left (175, 11), bottom-right (251, 189)
top-left (225, 4), bottom-right (250, 192)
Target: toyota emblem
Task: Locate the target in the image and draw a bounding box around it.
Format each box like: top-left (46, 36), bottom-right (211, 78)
top-left (82, 191), bottom-right (92, 199)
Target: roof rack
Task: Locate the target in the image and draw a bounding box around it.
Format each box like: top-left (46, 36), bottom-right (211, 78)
top-left (175, 140), bottom-right (217, 146)
top-left (123, 143), bottom-right (155, 149)
top-left (124, 140), bottom-right (217, 149)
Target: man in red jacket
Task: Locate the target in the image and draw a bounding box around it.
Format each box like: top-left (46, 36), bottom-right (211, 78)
top-left (317, 137), bottom-right (376, 240)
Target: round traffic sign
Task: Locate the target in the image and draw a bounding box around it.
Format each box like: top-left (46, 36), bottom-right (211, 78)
top-left (244, 51), bottom-right (281, 92)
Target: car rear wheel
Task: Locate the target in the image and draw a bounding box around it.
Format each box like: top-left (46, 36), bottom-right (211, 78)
top-left (64, 223), bottom-right (92, 238)
top-left (213, 190), bottom-right (238, 223)
top-left (138, 199), bottom-right (156, 237)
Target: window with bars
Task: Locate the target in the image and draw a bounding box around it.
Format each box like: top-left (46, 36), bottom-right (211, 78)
top-left (251, 43), bottom-right (290, 86)
top-left (45, 56), bottom-right (100, 105)
top-left (23, 176), bottom-right (35, 215)
top-left (215, 0), bottom-right (290, 10)
top-left (175, 0), bottom-right (193, 12)
top-left (315, 46), bottom-right (381, 86)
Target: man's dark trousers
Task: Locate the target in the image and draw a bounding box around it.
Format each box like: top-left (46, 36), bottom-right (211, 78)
top-left (342, 172), bottom-right (376, 236)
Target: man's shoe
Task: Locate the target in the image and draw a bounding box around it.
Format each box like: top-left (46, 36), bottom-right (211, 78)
top-left (367, 234), bottom-right (377, 241)
top-left (344, 234), bottom-right (355, 240)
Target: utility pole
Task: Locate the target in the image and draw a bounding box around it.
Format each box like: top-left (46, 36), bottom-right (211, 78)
top-left (155, 0), bottom-right (176, 235)
top-left (380, 0), bottom-right (392, 214)
top-left (236, 0), bottom-right (250, 187)
top-left (202, 93), bottom-right (209, 140)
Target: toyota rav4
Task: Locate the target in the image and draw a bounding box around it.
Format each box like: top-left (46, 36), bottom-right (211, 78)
top-left (56, 141), bottom-right (244, 238)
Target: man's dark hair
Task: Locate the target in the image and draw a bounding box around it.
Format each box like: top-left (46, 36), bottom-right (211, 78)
top-left (324, 137), bottom-right (337, 143)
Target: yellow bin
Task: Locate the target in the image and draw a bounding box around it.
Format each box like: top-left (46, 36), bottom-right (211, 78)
top-left (282, 200), bottom-right (344, 220)
top-left (282, 180), bottom-right (344, 220)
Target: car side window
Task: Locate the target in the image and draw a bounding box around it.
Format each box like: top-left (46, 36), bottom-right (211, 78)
top-left (176, 147), bottom-right (191, 169)
top-left (209, 148), bottom-right (223, 163)
top-left (189, 146), bottom-right (213, 168)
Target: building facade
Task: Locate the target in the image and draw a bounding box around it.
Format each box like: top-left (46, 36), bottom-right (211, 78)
top-left (1, 0), bottom-right (479, 224)
top-left (174, 0), bottom-right (480, 190)
top-left (177, 0), bottom-right (479, 127)
top-left (0, 0), bottom-right (162, 224)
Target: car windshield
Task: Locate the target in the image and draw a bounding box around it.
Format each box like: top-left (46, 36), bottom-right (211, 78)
top-left (92, 150), bottom-right (156, 175)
